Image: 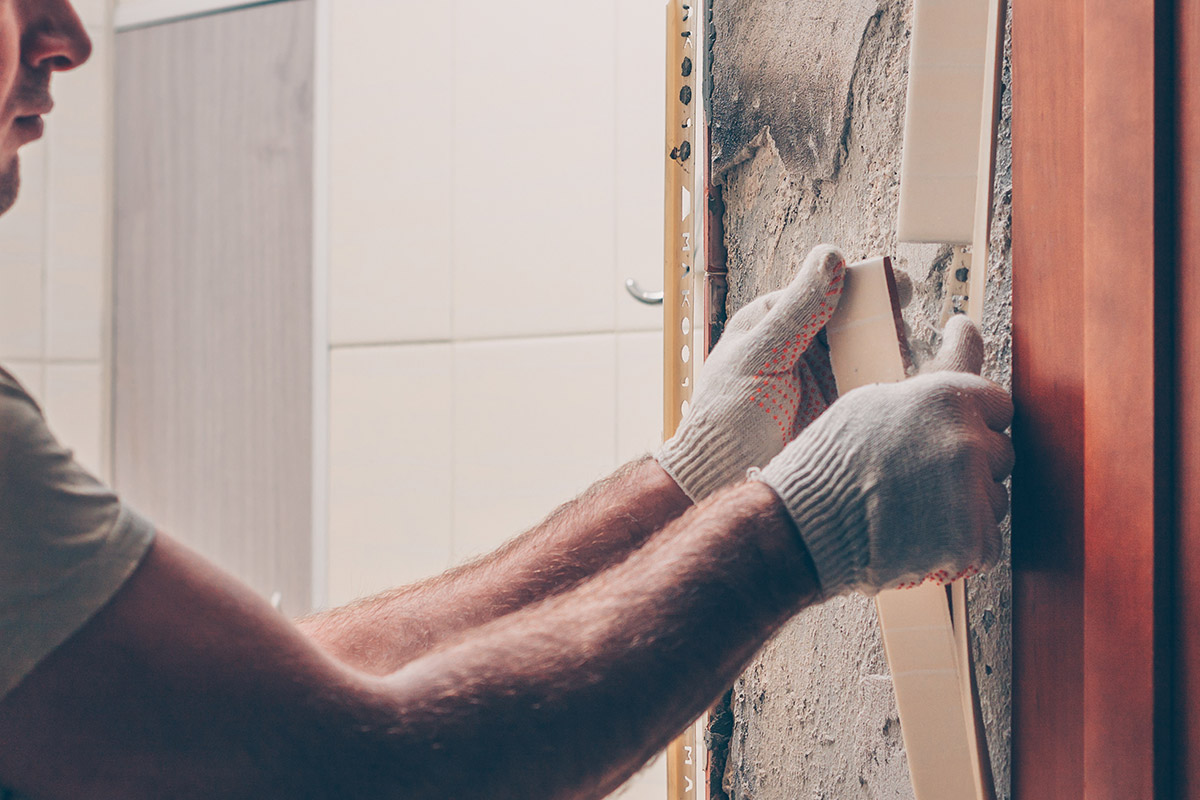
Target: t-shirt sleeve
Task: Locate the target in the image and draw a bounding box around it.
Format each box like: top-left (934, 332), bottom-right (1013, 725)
top-left (0, 385), bottom-right (156, 703)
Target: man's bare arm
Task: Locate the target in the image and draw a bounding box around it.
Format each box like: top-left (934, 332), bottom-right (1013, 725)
top-left (0, 482), bottom-right (816, 800)
top-left (0, 330), bottom-right (1012, 799)
top-left (299, 457), bottom-right (692, 674)
top-left (296, 246), bottom-right (850, 676)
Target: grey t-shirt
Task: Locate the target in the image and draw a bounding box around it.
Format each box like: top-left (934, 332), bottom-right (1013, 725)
top-left (0, 365), bottom-right (156, 704)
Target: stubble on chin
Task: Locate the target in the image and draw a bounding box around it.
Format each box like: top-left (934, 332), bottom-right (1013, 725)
top-left (0, 155), bottom-right (19, 216)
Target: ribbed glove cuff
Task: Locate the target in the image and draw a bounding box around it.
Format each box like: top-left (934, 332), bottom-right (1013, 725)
top-left (750, 428), bottom-right (870, 598)
top-left (655, 419), bottom-right (751, 502)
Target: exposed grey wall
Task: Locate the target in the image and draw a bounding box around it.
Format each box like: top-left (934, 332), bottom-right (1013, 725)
top-left (709, 1), bottom-right (1013, 797)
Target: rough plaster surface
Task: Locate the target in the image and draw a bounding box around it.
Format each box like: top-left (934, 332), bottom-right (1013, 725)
top-left (711, 1), bottom-right (1013, 798)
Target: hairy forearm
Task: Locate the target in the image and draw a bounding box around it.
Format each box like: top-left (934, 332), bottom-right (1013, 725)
top-left (0, 486), bottom-right (816, 800)
top-left (341, 481), bottom-right (821, 800)
top-left (300, 457), bottom-right (693, 674)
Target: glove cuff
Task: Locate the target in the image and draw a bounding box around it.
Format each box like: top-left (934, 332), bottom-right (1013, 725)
top-left (655, 419), bottom-right (751, 502)
top-left (750, 428), bottom-right (869, 598)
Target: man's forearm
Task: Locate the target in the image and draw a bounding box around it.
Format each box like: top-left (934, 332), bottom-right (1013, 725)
top-left (340, 480), bottom-right (820, 800)
top-left (0, 481), bottom-right (817, 800)
top-left (300, 457), bottom-right (693, 674)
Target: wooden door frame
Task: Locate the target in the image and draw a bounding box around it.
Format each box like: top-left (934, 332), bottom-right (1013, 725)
top-left (1012, 0), bottom-right (1195, 796)
top-left (1178, 0), bottom-right (1199, 796)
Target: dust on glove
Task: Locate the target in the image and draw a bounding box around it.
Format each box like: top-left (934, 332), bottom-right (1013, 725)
top-left (656, 245), bottom-right (846, 501)
top-left (752, 316), bottom-right (1015, 597)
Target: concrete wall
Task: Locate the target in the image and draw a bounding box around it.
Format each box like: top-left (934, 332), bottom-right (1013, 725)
top-left (708, 1), bottom-right (1013, 797)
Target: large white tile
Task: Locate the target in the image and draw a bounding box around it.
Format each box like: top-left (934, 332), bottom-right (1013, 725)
top-left (616, 331), bottom-right (663, 463)
top-left (613, 752), bottom-right (667, 800)
top-left (0, 258), bottom-right (44, 361)
top-left (43, 362), bottom-right (105, 478)
top-left (44, 263), bottom-right (105, 360)
top-left (0, 137), bottom-right (46, 262)
top-left (328, 343), bottom-right (454, 606)
top-left (452, 0), bottom-right (617, 339)
top-left (72, 0), bottom-right (109, 28)
top-left (1, 361), bottom-right (44, 402)
top-left (0, 140), bottom-right (46, 360)
top-left (453, 335), bottom-right (617, 561)
top-left (47, 27), bottom-right (109, 210)
top-left (45, 28), bottom-right (109, 360)
top-left (329, 0), bottom-right (453, 346)
top-left (616, 0), bottom-right (668, 332)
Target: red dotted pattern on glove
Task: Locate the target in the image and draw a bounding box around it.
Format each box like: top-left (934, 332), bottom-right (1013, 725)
top-left (749, 269), bottom-right (845, 443)
top-left (894, 564), bottom-right (982, 590)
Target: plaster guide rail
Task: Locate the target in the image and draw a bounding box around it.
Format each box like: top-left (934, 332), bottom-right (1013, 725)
top-left (663, 0), bottom-right (705, 797)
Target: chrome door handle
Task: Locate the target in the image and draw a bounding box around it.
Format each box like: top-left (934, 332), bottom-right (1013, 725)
top-left (624, 278), bottom-right (664, 305)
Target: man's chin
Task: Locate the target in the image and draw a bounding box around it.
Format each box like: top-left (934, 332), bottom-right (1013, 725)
top-left (0, 154), bottom-right (20, 216)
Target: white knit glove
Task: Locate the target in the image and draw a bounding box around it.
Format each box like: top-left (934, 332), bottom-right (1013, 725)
top-left (752, 316), bottom-right (1015, 597)
top-left (656, 245), bottom-right (847, 501)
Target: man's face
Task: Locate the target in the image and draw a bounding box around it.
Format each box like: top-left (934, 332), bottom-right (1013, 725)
top-left (0, 0), bottom-right (90, 214)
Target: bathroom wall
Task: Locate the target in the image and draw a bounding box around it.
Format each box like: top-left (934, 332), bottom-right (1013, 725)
top-left (104, 0), bottom-right (668, 626)
top-left (0, 0), bottom-right (113, 479)
top-left (324, 2), bottom-right (669, 796)
top-left (708, 0), bottom-right (1013, 797)
top-left (324, 0), bottom-right (666, 608)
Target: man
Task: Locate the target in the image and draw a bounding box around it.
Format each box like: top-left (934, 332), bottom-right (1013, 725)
top-left (0, 1), bottom-right (1014, 797)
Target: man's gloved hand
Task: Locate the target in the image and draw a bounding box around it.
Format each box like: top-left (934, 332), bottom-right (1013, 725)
top-left (752, 316), bottom-right (1015, 598)
top-left (656, 245), bottom-right (847, 501)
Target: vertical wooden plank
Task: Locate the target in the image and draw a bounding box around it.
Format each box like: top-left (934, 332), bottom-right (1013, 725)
top-left (1178, 0), bottom-right (1200, 792)
top-left (1081, 0), bottom-right (1164, 796)
top-left (1010, 0), bottom-right (1087, 795)
top-left (113, 1), bottom-right (315, 614)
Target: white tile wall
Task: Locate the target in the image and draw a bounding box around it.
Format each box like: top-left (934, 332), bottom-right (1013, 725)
top-left (617, 331), bottom-right (664, 462)
top-left (452, 0), bottom-right (617, 340)
top-left (324, 8), bottom-right (671, 794)
top-left (0, 139), bottom-right (47, 361)
top-left (0, 137), bottom-right (47, 267)
top-left (43, 362), bottom-right (105, 476)
top-left (329, 0), bottom-right (454, 346)
top-left (0, 16), bottom-right (112, 482)
top-left (0, 250), bottom-right (46, 360)
top-left (46, 29), bottom-right (110, 362)
top-left (623, 754), bottom-right (668, 800)
top-left (616, 0), bottom-right (668, 332)
top-left (328, 0), bottom-right (666, 582)
top-left (328, 344), bottom-right (455, 606)
top-left (74, 0), bottom-right (109, 28)
top-left (452, 334), bottom-right (618, 561)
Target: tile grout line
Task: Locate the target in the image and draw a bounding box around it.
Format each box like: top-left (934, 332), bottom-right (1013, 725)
top-left (329, 326), bottom-right (663, 352)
